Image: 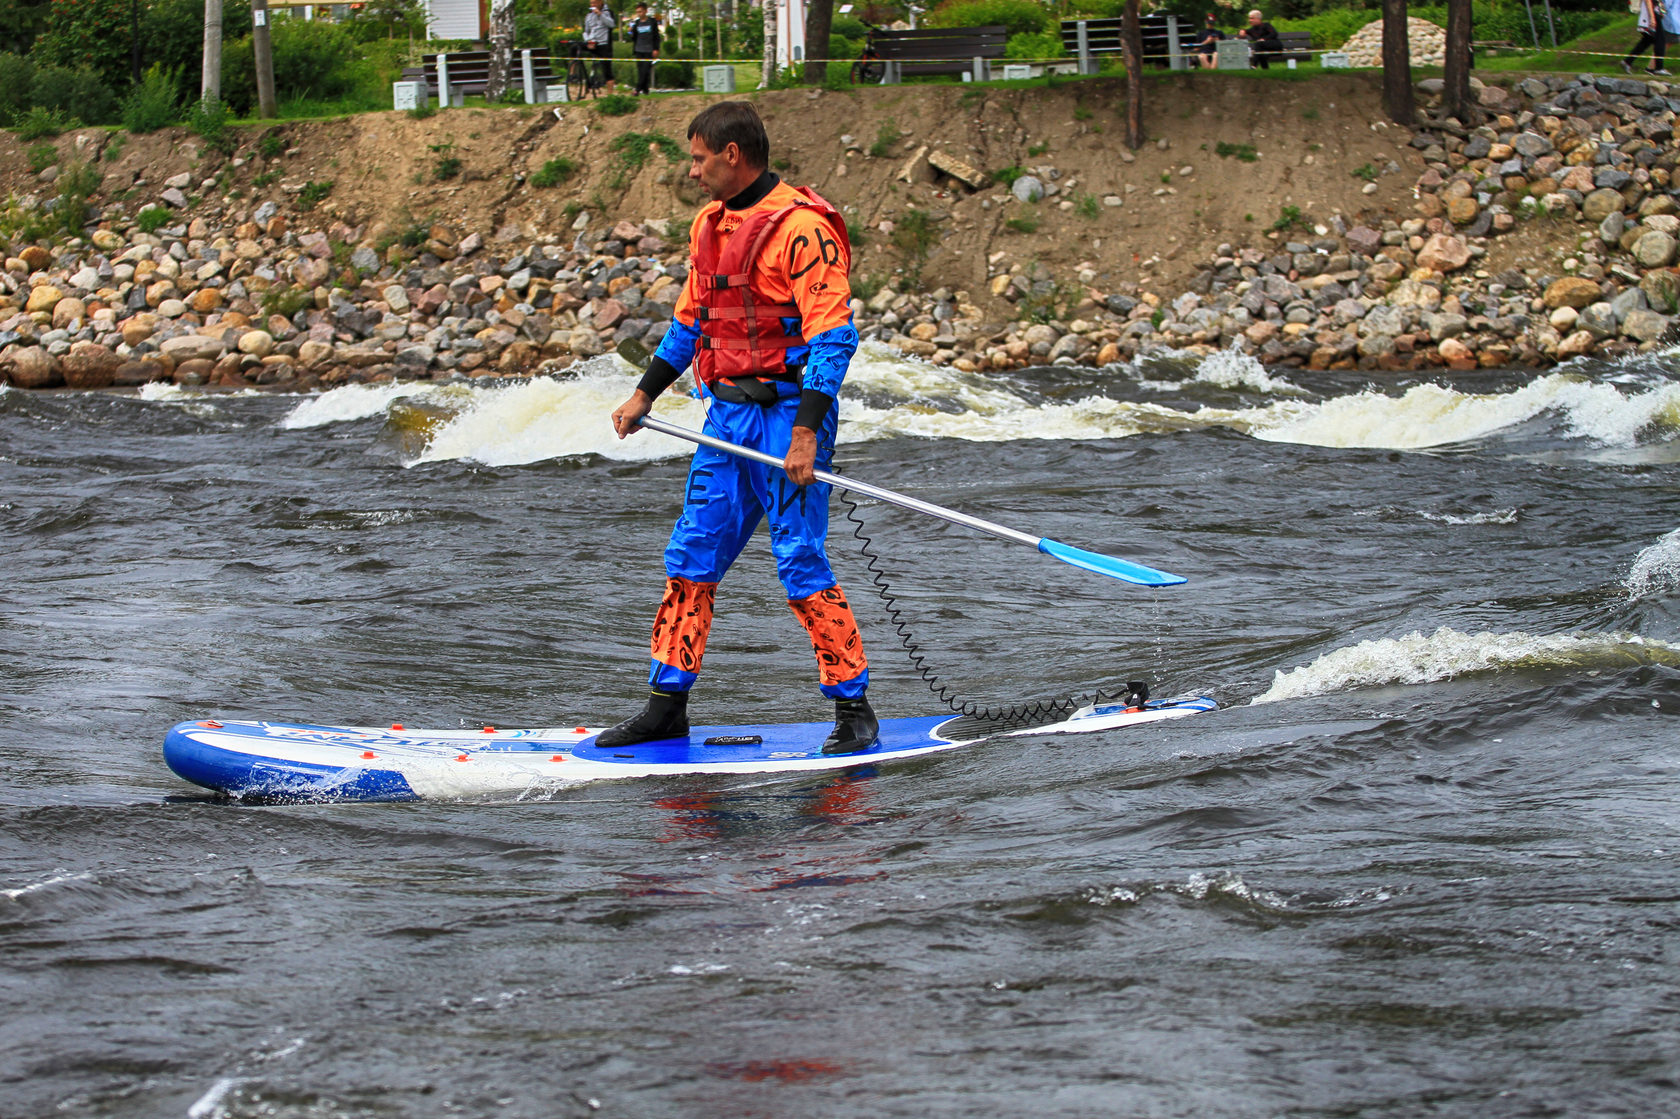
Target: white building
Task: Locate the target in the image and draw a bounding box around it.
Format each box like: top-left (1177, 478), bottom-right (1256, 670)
top-left (425, 0), bottom-right (485, 41)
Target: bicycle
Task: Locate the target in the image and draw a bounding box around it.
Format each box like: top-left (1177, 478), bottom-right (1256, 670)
top-left (850, 22), bottom-right (884, 85)
top-left (561, 38), bottom-right (607, 101)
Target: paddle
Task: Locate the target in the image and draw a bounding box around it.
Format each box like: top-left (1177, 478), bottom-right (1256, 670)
top-left (611, 340), bottom-right (1186, 588)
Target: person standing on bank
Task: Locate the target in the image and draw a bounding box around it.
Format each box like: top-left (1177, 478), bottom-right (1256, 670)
top-left (583, 0), bottom-right (617, 92)
top-left (628, 3), bottom-right (661, 96)
top-left (1624, 0), bottom-right (1670, 76)
top-left (606, 101), bottom-right (877, 756)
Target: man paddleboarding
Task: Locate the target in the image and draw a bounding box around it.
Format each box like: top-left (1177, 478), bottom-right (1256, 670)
top-left (607, 101), bottom-right (876, 755)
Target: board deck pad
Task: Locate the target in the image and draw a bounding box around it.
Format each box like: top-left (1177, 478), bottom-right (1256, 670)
top-left (163, 697), bottom-right (1217, 802)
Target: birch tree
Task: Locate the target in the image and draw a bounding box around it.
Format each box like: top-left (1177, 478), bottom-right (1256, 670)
top-left (485, 0), bottom-right (516, 101)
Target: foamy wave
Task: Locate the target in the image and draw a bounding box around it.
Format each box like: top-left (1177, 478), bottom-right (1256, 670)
top-left (281, 381), bottom-right (450, 429)
top-left (1252, 626), bottom-right (1680, 703)
top-left (1420, 508), bottom-right (1519, 526)
top-left (137, 381), bottom-right (192, 402)
top-left (412, 371), bottom-right (707, 466)
top-left (1627, 528), bottom-right (1680, 599)
top-left (1190, 345), bottom-right (1302, 394)
top-left (841, 344), bottom-right (1275, 442)
top-left (1251, 373), bottom-right (1680, 450)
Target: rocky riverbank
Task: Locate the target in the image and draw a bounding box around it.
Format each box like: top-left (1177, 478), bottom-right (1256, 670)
top-left (5, 72), bottom-right (1680, 391)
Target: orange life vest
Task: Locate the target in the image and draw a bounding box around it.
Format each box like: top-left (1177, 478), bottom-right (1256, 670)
top-left (690, 186), bottom-right (850, 389)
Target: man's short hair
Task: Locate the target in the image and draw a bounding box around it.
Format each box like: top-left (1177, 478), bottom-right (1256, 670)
top-left (1249, 9), bottom-right (1262, 18)
top-left (687, 101), bottom-right (769, 170)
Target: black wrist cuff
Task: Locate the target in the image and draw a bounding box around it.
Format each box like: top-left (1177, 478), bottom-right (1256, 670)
top-left (793, 389), bottom-right (834, 432)
top-left (636, 356), bottom-right (682, 400)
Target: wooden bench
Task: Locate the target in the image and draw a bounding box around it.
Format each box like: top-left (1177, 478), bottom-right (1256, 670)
top-left (1060, 16), bottom-right (1200, 72)
top-left (871, 26), bottom-right (1010, 83)
top-left (400, 49), bottom-right (557, 104)
top-left (1061, 19), bottom-right (1316, 72)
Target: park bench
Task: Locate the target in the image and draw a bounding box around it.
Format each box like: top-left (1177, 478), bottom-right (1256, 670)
top-left (1060, 16), bottom-right (1198, 73)
top-left (1061, 19), bottom-right (1316, 72)
top-left (399, 49), bottom-right (557, 105)
top-left (871, 26), bottom-right (1010, 83)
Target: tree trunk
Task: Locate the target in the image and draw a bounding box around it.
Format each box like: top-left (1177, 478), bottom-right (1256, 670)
top-left (201, 0), bottom-right (222, 103)
top-left (252, 0), bottom-right (276, 118)
top-left (1442, 0), bottom-right (1475, 123)
top-left (1382, 0), bottom-right (1415, 125)
top-left (1121, 0), bottom-right (1143, 149)
top-left (763, 0), bottom-right (777, 87)
top-left (805, 0), bottom-right (833, 85)
top-left (485, 0), bottom-right (515, 101)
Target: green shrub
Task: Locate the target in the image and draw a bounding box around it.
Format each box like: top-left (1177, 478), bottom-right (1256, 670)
top-left (187, 96), bottom-right (235, 154)
top-left (222, 18), bottom-right (363, 115)
top-left (0, 52), bottom-right (35, 125)
top-left (258, 133), bottom-right (285, 160)
top-left (298, 180), bottom-right (334, 210)
top-left (45, 160), bottom-right (102, 235)
top-left (121, 65), bottom-right (180, 134)
top-left (653, 57), bottom-right (695, 88)
top-left (408, 101), bottom-right (437, 120)
top-left (1004, 214), bottom-right (1039, 234)
top-left (15, 106), bottom-right (72, 139)
top-left (140, 0), bottom-right (253, 87)
top-left (1270, 203), bottom-right (1307, 232)
top-left (31, 0), bottom-right (131, 90)
top-left (925, 0), bottom-right (1049, 37)
top-left (1005, 31), bottom-right (1064, 60)
top-left (27, 142), bottom-right (57, 173)
top-left (991, 164), bottom-right (1025, 186)
top-left (1215, 141), bottom-right (1258, 163)
top-left (594, 92), bottom-right (637, 116)
top-left (343, 0), bottom-right (427, 43)
top-left (606, 131), bottom-right (683, 188)
top-left (102, 131), bottom-right (126, 162)
top-left (30, 65), bottom-right (116, 125)
top-left (137, 205), bottom-right (172, 233)
top-left (869, 121), bottom-right (902, 158)
top-left (530, 156), bottom-right (578, 188)
top-left (431, 142), bottom-right (462, 180)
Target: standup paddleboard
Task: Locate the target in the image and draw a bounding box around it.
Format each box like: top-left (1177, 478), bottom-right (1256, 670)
top-left (163, 696), bottom-right (1217, 802)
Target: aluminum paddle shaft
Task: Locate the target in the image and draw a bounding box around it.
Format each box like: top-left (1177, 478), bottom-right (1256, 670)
top-left (634, 414), bottom-right (1187, 588)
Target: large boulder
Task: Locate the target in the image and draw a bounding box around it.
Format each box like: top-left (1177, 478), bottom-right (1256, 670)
top-left (2, 345), bottom-right (61, 388)
top-left (1622, 308), bottom-right (1671, 342)
top-left (159, 334), bottom-right (228, 363)
top-left (1634, 230), bottom-right (1677, 269)
top-left (1639, 269), bottom-right (1680, 312)
top-left (60, 341), bottom-right (119, 389)
top-left (1582, 188), bottom-right (1627, 223)
top-left (1543, 276), bottom-right (1603, 310)
top-left (25, 285), bottom-right (64, 314)
top-left (1415, 234), bottom-right (1470, 273)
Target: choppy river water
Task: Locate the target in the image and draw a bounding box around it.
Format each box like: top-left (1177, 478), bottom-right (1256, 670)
top-left (3, 346), bottom-right (1680, 1118)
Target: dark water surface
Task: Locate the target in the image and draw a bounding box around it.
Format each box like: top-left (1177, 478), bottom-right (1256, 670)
top-left (3, 355), bottom-right (1680, 1118)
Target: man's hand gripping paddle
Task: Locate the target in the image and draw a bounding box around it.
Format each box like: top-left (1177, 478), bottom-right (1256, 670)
top-left (613, 339), bottom-right (1186, 588)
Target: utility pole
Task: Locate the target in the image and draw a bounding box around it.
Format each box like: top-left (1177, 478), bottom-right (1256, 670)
top-left (252, 0), bottom-right (277, 117)
top-left (202, 0), bottom-right (223, 103)
top-left (1381, 0), bottom-right (1415, 125)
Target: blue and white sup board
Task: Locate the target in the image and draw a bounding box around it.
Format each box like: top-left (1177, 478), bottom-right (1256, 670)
top-left (162, 696), bottom-right (1217, 802)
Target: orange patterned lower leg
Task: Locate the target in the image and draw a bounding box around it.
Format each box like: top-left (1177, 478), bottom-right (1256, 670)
top-left (788, 585), bottom-right (868, 685)
top-left (650, 577), bottom-right (718, 674)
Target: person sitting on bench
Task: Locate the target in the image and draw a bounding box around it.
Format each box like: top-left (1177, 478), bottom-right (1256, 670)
top-left (1239, 9), bottom-right (1284, 69)
top-left (1194, 12), bottom-right (1225, 69)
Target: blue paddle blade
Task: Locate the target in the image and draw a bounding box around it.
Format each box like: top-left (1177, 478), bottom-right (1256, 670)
top-left (1037, 538), bottom-right (1188, 587)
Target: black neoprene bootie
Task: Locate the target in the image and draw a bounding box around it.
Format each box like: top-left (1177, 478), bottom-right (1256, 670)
top-left (821, 695), bottom-right (879, 755)
top-left (595, 690), bottom-right (689, 748)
